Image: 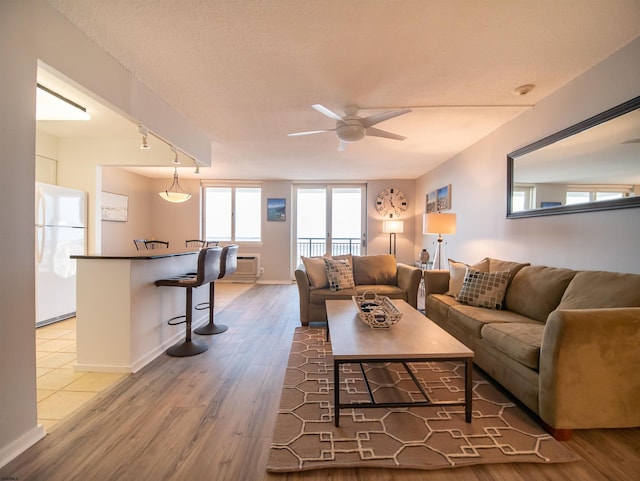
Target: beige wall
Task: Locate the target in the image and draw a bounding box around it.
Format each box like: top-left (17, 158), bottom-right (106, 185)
top-left (97, 171), bottom-right (418, 281)
top-left (414, 37), bottom-right (640, 274)
top-left (101, 168), bottom-right (154, 253)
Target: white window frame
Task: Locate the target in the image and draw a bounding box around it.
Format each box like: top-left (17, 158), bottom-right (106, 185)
top-left (202, 182), bottom-right (263, 245)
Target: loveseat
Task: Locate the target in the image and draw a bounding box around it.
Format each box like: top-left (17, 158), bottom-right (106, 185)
top-left (424, 257), bottom-right (640, 439)
top-left (295, 254), bottom-right (422, 326)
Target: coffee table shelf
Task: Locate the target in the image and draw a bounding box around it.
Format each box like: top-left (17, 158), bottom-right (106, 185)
top-left (326, 299), bottom-right (474, 427)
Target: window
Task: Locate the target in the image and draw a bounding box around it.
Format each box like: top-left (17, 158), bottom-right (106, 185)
top-left (512, 185), bottom-right (534, 212)
top-left (204, 186), bottom-right (261, 242)
top-left (566, 185), bottom-right (630, 205)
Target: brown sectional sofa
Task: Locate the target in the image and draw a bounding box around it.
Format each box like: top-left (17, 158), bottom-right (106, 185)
top-left (424, 257), bottom-right (640, 439)
top-left (295, 254), bottom-right (422, 326)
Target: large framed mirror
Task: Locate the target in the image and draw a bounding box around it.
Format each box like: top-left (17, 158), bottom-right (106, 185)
top-left (507, 95), bottom-right (640, 218)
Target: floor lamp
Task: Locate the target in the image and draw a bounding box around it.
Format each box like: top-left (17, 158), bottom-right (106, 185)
top-left (383, 220), bottom-right (404, 257)
top-left (423, 213), bottom-right (456, 269)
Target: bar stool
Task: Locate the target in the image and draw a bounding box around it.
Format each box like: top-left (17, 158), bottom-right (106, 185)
top-left (154, 246), bottom-right (222, 357)
top-left (194, 244), bottom-right (239, 335)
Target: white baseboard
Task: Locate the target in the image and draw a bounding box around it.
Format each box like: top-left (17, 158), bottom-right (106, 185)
top-left (0, 424), bottom-right (45, 468)
top-left (76, 314), bottom-right (209, 374)
top-left (256, 280), bottom-right (295, 285)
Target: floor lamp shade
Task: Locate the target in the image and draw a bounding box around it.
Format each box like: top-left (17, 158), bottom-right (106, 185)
top-left (383, 220), bottom-right (404, 234)
top-left (383, 220), bottom-right (404, 256)
top-left (423, 213), bottom-right (456, 269)
top-left (423, 213), bottom-right (456, 236)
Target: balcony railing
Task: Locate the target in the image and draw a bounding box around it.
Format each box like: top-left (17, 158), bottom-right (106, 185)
top-left (296, 237), bottom-right (361, 266)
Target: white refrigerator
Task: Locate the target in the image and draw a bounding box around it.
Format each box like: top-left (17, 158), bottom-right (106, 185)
top-left (35, 182), bottom-right (87, 327)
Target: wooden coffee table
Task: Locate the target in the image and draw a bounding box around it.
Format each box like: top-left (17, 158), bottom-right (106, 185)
top-left (326, 299), bottom-right (474, 427)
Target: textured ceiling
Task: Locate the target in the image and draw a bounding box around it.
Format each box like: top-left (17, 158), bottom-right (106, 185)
top-left (44, 0), bottom-right (640, 180)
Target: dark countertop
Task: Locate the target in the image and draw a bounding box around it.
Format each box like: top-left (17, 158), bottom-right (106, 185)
top-left (72, 249), bottom-right (200, 260)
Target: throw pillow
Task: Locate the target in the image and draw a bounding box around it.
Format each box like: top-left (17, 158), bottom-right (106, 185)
top-left (457, 268), bottom-right (510, 310)
top-left (446, 257), bottom-right (490, 297)
top-left (301, 256), bottom-right (329, 289)
top-left (324, 257), bottom-right (355, 291)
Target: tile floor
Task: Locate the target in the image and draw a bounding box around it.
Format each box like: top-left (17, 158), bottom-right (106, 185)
top-left (35, 282), bottom-right (254, 432)
top-left (35, 317), bottom-right (127, 431)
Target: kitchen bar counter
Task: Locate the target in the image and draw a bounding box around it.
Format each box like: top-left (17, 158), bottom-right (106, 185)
top-left (72, 250), bottom-right (209, 372)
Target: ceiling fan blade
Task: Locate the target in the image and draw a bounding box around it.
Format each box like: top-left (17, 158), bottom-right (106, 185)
top-left (362, 108), bottom-right (412, 128)
top-left (288, 129), bottom-right (335, 137)
top-left (337, 140), bottom-right (347, 152)
top-left (366, 127), bottom-right (406, 141)
top-left (312, 104), bottom-right (344, 121)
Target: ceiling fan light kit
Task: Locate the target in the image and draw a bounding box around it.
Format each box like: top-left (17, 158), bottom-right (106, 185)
top-left (337, 123), bottom-right (365, 142)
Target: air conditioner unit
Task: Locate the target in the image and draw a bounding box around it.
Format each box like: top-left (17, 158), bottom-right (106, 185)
top-left (224, 254), bottom-right (260, 282)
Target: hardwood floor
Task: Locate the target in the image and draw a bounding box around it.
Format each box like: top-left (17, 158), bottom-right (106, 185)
top-left (2, 284), bottom-right (639, 481)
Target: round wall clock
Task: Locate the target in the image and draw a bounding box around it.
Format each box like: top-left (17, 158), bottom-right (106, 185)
top-left (375, 188), bottom-right (408, 218)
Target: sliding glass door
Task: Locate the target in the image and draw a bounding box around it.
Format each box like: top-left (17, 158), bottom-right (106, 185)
top-left (294, 184), bottom-right (366, 268)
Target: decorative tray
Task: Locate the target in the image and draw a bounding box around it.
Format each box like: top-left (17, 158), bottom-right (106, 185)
top-left (352, 291), bottom-right (402, 328)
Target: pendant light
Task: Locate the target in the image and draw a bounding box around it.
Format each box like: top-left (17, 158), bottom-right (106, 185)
top-left (159, 166), bottom-right (191, 203)
top-left (159, 165), bottom-right (191, 203)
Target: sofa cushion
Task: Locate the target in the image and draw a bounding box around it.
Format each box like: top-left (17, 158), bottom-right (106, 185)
top-left (446, 257), bottom-right (490, 297)
top-left (481, 322), bottom-right (544, 370)
top-left (504, 266), bottom-right (577, 322)
top-left (426, 293), bottom-right (461, 322)
top-left (449, 304), bottom-right (536, 338)
top-left (457, 268), bottom-right (510, 309)
top-left (309, 287), bottom-right (357, 304)
top-left (487, 258), bottom-right (530, 281)
top-left (352, 254), bottom-right (397, 286)
top-left (355, 285), bottom-right (406, 299)
top-left (301, 256), bottom-right (329, 288)
top-left (324, 258), bottom-right (355, 291)
top-left (556, 270), bottom-right (640, 310)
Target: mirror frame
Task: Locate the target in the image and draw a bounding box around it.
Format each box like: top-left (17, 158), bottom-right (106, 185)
top-left (507, 95), bottom-right (640, 218)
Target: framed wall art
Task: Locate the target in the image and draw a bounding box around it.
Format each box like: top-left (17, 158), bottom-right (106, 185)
top-left (426, 184), bottom-right (451, 213)
top-left (267, 198), bottom-right (286, 221)
top-left (101, 191), bottom-right (128, 222)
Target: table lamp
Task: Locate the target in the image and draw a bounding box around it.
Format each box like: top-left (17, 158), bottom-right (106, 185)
top-left (423, 213), bottom-right (456, 269)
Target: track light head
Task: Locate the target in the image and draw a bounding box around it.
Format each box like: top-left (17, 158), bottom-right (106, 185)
top-left (138, 125), bottom-right (150, 150)
top-left (171, 146), bottom-right (180, 165)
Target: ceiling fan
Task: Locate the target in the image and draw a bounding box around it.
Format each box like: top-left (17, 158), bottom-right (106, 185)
top-left (288, 104), bottom-right (411, 151)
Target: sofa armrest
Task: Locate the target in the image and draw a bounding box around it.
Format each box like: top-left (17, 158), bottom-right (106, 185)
top-left (397, 263), bottom-right (422, 309)
top-left (424, 270), bottom-right (450, 296)
top-left (539, 307), bottom-right (640, 429)
top-left (294, 267), bottom-right (312, 325)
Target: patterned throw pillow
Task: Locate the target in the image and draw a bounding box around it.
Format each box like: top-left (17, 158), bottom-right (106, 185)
top-left (457, 268), bottom-right (510, 310)
top-left (324, 258), bottom-right (355, 291)
top-left (446, 257), bottom-right (490, 297)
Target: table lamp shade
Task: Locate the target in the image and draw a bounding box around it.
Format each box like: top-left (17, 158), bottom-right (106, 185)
top-left (423, 213), bottom-right (456, 235)
top-left (383, 220), bottom-right (404, 234)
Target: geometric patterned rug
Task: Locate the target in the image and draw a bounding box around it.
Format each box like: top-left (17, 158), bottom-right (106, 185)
top-left (267, 327), bottom-right (579, 472)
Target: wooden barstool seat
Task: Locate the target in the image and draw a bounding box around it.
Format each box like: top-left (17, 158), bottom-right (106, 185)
top-left (194, 244), bottom-right (239, 335)
top-left (154, 247), bottom-right (222, 357)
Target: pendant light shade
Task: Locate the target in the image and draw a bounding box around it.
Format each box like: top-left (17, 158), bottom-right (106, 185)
top-left (159, 166), bottom-right (191, 203)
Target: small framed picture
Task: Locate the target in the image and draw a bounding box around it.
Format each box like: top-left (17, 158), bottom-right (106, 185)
top-left (101, 191), bottom-right (128, 222)
top-left (267, 198), bottom-right (286, 221)
top-left (426, 184), bottom-right (451, 213)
